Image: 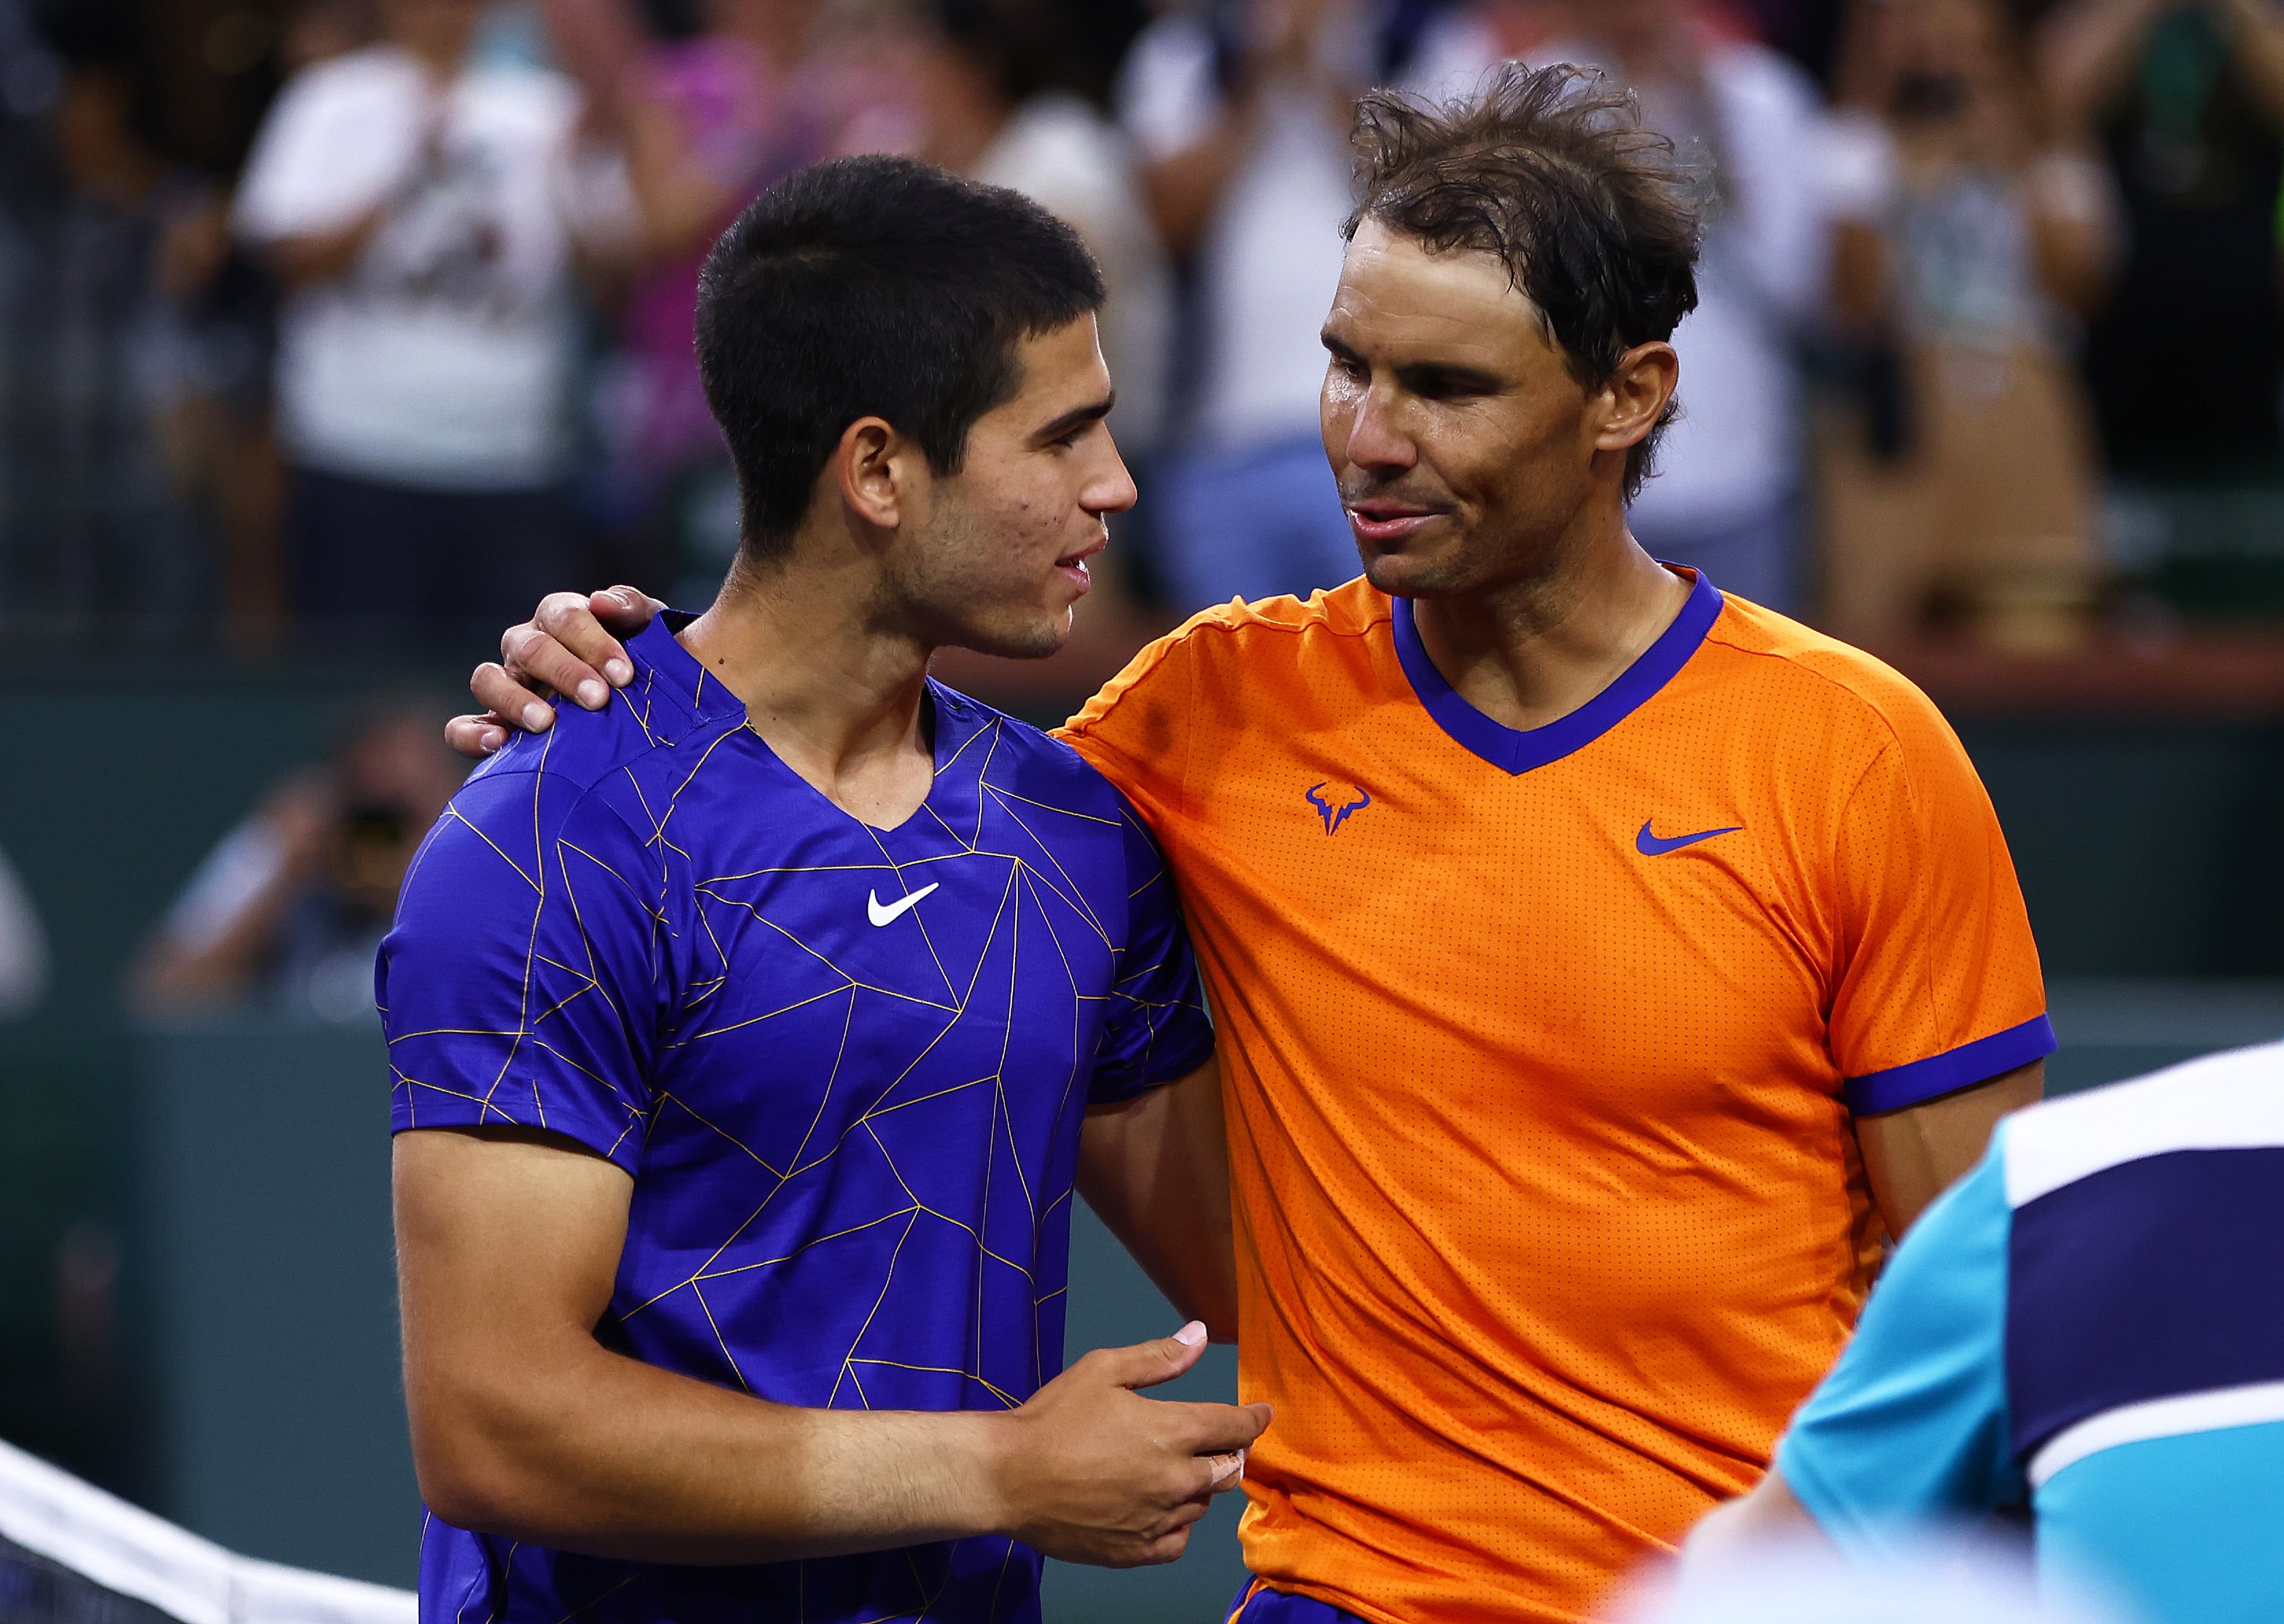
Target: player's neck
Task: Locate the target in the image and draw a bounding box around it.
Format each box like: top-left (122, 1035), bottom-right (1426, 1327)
top-left (1409, 528), bottom-right (1691, 734)
top-left (678, 560), bottom-right (937, 830)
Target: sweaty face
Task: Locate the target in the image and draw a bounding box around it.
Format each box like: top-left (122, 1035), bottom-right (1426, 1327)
top-left (890, 315), bottom-right (1136, 658)
top-left (1320, 220), bottom-right (1604, 600)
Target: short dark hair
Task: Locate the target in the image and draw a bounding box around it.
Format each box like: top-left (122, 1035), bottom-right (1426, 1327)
top-left (695, 154), bottom-right (1105, 558)
top-left (1346, 62), bottom-right (1704, 501)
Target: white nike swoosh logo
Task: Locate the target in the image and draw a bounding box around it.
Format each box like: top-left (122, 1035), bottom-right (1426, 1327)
top-left (866, 882), bottom-right (939, 927)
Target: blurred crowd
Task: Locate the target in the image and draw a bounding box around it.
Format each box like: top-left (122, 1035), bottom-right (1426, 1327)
top-left (5, 0), bottom-right (2284, 658)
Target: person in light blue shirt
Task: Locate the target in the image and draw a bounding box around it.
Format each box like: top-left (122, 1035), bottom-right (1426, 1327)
top-left (1685, 1042), bottom-right (2284, 1624)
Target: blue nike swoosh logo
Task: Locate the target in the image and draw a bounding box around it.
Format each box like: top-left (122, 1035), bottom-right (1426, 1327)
top-left (1636, 820), bottom-right (1743, 856)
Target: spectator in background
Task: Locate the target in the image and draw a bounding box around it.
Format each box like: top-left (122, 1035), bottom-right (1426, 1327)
top-left (544, 0), bottom-right (824, 595)
top-left (0, 34), bottom-right (212, 638)
top-left (1815, 0), bottom-right (2114, 654)
top-left (2040, 0), bottom-right (2284, 486)
top-left (1726, 0), bottom-right (1847, 85)
top-left (135, 699), bottom-right (462, 1023)
top-left (1118, 0), bottom-right (1369, 611)
top-left (539, 0), bottom-right (920, 601)
top-left (918, 1), bottom-right (1172, 465)
top-left (232, 0), bottom-right (636, 643)
top-left (1469, 0), bottom-right (1827, 612)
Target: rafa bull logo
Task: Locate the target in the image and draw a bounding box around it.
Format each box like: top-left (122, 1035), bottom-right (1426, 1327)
top-left (1304, 782), bottom-right (1372, 835)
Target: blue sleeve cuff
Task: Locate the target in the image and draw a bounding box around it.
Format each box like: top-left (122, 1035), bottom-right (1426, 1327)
top-left (391, 1068), bottom-right (648, 1174)
top-left (1845, 1014), bottom-right (2057, 1116)
top-left (1088, 1016), bottom-right (1217, 1106)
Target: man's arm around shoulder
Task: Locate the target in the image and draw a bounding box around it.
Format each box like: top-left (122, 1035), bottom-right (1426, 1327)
top-left (394, 1125), bottom-right (1266, 1568)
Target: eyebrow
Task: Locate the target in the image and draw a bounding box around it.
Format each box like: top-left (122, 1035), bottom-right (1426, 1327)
top-left (1324, 331), bottom-right (1503, 396)
top-left (1035, 392), bottom-right (1116, 443)
top-left (1401, 359), bottom-right (1503, 394)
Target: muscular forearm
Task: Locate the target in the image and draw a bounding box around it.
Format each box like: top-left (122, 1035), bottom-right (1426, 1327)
top-left (398, 1127), bottom-right (1014, 1562)
top-left (409, 1339), bottom-right (1013, 1562)
top-left (396, 1125), bottom-right (1261, 1570)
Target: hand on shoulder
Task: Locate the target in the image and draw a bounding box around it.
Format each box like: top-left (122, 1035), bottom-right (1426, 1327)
top-left (448, 585), bottom-right (663, 757)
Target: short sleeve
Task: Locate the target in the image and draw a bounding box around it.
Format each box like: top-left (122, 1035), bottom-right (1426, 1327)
top-left (1829, 705), bottom-right (2054, 1116)
top-left (1084, 799), bottom-right (1214, 1105)
top-left (1776, 1139), bottom-right (2027, 1551)
top-left (378, 765), bottom-right (668, 1171)
top-left (1057, 628), bottom-right (1195, 826)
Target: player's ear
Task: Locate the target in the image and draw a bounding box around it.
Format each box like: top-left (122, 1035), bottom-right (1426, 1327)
top-left (831, 416), bottom-right (914, 534)
top-left (1593, 342), bottom-right (1680, 456)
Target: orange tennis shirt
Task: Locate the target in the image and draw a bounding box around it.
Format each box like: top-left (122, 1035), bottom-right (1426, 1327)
top-left (1058, 569), bottom-right (2051, 1624)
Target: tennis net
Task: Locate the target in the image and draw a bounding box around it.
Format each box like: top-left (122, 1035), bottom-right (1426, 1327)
top-left (0, 1437), bottom-right (412, 1624)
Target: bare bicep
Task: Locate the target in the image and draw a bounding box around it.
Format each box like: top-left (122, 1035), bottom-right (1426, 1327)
top-left (1856, 1060), bottom-right (2043, 1236)
top-left (393, 1126), bottom-right (635, 1355)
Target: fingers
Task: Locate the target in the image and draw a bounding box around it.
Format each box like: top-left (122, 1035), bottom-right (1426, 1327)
top-left (1098, 1321), bottom-right (1209, 1392)
top-left (1113, 1501), bottom-right (1207, 1569)
top-left (521, 592), bottom-right (593, 654)
top-left (1131, 1525), bottom-right (1193, 1568)
top-left (1204, 1447), bottom-right (1247, 1492)
top-left (589, 584), bottom-right (664, 641)
top-left (1162, 1497), bottom-right (1211, 1533)
top-left (444, 712), bottom-right (510, 759)
top-left (1166, 1398), bottom-right (1271, 1464)
top-left (533, 591), bottom-right (635, 692)
top-left (1178, 1446), bottom-right (1248, 1501)
top-left (503, 621), bottom-right (611, 710)
top-left (472, 661), bottom-right (560, 732)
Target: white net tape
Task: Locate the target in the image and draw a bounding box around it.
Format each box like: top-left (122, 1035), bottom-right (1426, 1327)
top-left (0, 1437), bottom-right (414, 1624)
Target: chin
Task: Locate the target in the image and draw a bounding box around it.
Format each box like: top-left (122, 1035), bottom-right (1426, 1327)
top-left (1362, 549), bottom-right (1472, 600)
top-left (957, 609), bottom-right (1071, 662)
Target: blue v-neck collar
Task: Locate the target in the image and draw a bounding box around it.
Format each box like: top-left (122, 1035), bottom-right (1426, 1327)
top-left (632, 614), bottom-right (986, 834)
top-left (1390, 566), bottom-right (1724, 776)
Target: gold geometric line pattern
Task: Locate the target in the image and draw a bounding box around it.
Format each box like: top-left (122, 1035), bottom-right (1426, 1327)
top-left (387, 669), bottom-right (1209, 1623)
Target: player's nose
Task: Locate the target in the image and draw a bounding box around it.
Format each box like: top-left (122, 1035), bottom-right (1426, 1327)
top-left (1342, 387), bottom-right (1417, 475)
top-left (1083, 437), bottom-right (1139, 516)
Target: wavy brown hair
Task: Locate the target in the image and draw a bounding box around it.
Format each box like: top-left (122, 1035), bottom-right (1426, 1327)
top-left (1346, 62), bottom-right (1706, 499)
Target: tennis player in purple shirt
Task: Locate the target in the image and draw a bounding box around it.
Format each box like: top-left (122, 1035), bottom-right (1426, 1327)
top-left (382, 156), bottom-right (1263, 1624)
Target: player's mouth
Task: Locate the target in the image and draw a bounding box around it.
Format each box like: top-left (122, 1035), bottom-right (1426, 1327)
top-left (1345, 501), bottom-right (1447, 546)
top-left (1053, 532), bottom-right (1106, 593)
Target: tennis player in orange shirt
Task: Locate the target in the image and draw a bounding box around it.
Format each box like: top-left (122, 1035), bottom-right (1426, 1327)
top-left (451, 64), bottom-right (2049, 1624)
